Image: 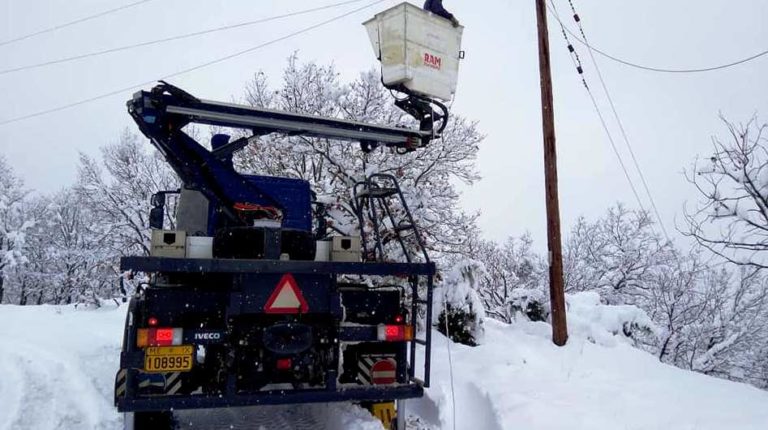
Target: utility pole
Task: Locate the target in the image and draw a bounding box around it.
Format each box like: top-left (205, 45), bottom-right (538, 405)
top-left (535, 0), bottom-right (568, 346)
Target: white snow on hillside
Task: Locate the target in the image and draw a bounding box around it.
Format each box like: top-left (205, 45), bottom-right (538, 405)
top-left (1, 303), bottom-right (767, 430)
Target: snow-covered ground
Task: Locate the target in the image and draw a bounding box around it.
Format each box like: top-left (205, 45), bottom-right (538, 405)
top-left (1, 302), bottom-right (767, 430)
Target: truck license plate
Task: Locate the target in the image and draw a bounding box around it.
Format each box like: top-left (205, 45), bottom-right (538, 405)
top-left (144, 345), bottom-right (193, 373)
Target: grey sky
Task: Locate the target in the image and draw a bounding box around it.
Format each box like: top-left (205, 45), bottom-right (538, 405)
top-left (1, 0), bottom-right (767, 250)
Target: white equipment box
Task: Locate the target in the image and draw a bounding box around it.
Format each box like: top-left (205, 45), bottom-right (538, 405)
top-left (330, 236), bottom-right (362, 262)
top-left (150, 230), bottom-right (187, 258)
top-left (364, 2), bottom-right (464, 101)
top-left (185, 236), bottom-right (213, 259)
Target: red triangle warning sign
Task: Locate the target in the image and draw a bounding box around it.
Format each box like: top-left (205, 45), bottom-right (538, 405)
top-left (264, 274), bottom-right (309, 314)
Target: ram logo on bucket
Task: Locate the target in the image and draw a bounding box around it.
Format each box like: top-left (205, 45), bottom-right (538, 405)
top-left (424, 52), bottom-right (442, 70)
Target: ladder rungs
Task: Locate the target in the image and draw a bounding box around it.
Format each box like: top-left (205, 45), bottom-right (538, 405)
top-left (414, 339), bottom-right (428, 346)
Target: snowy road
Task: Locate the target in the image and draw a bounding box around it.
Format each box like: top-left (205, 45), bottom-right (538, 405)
top-left (0, 304), bottom-right (384, 430)
top-left (174, 403), bottom-right (384, 430)
top-left (176, 405), bottom-right (322, 430)
top-left (3, 301), bottom-right (768, 430)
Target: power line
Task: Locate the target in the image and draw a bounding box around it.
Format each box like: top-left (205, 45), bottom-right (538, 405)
top-left (563, 0), bottom-right (672, 243)
top-left (546, 0), bottom-right (649, 224)
top-left (554, 11), bottom-right (768, 74)
top-left (0, 0), bottom-right (156, 47)
top-left (0, 0), bottom-right (387, 127)
top-left (0, 0), bottom-right (368, 76)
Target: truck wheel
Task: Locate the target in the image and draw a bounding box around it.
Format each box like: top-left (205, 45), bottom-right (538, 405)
top-left (124, 411), bottom-right (175, 430)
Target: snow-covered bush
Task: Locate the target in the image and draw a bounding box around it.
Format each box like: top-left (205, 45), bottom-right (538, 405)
top-left (566, 291), bottom-right (658, 347)
top-left (508, 287), bottom-right (549, 322)
top-left (436, 259), bottom-right (486, 346)
top-left (472, 235), bottom-right (547, 323)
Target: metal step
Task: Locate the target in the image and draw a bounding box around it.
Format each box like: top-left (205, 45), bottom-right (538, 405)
top-left (414, 339), bottom-right (428, 346)
top-left (394, 223), bottom-right (414, 232)
top-left (357, 187), bottom-right (399, 199)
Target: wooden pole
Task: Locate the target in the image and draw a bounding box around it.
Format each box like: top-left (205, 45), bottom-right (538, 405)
top-left (535, 0), bottom-right (568, 346)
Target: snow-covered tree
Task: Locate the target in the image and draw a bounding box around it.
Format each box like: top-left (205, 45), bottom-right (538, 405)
top-left (686, 267), bottom-right (768, 384)
top-left (563, 203), bottom-right (675, 306)
top-left (75, 129), bottom-right (179, 258)
top-left (560, 202), bottom-right (768, 386)
top-left (9, 195), bottom-right (50, 305)
top-left (237, 55), bottom-right (482, 259)
top-left (684, 117), bottom-right (768, 269)
top-left (0, 157), bottom-right (34, 304)
top-left (45, 190), bottom-right (116, 305)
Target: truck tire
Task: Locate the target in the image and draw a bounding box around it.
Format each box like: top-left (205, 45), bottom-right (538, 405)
top-left (124, 411), bottom-right (175, 430)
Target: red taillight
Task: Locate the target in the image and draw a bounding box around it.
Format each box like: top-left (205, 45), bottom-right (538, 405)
top-left (377, 325), bottom-right (414, 342)
top-left (148, 317), bottom-right (158, 326)
top-left (155, 328), bottom-right (174, 343)
top-left (276, 358), bottom-right (292, 370)
top-left (394, 314), bottom-right (405, 324)
top-left (136, 327), bottom-right (183, 347)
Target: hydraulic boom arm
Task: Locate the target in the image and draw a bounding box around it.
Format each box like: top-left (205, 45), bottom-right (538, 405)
top-left (128, 82), bottom-right (440, 225)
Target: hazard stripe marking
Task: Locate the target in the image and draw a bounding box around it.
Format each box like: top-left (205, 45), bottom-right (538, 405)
top-left (165, 372), bottom-right (181, 387)
top-left (167, 380), bottom-right (183, 395)
top-left (165, 372), bottom-right (182, 395)
top-left (115, 369), bottom-right (128, 397)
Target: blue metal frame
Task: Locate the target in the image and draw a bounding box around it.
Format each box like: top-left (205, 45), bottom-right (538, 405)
top-left (118, 385), bottom-right (424, 412)
top-left (120, 257), bottom-right (436, 276)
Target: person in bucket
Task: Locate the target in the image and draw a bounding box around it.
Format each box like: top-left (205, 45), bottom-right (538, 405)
top-left (423, 0), bottom-right (460, 27)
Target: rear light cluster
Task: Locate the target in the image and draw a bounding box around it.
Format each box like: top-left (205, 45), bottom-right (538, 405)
top-left (136, 327), bottom-right (183, 347)
top-left (377, 324), bottom-right (414, 342)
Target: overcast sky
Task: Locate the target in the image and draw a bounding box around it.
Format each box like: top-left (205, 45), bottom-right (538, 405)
top-left (1, 0), bottom-right (767, 250)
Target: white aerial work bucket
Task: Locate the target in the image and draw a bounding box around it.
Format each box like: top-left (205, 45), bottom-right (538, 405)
top-left (363, 2), bottom-right (464, 101)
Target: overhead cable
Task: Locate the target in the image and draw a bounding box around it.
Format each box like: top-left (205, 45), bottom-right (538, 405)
top-left (550, 9), bottom-right (768, 74)
top-left (0, 0), bottom-right (387, 127)
top-left (0, 0), bottom-right (156, 47)
top-left (563, 0), bottom-right (671, 242)
top-left (546, 1), bottom-right (649, 223)
top-left (0, 0), bottom-right (368, 76)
